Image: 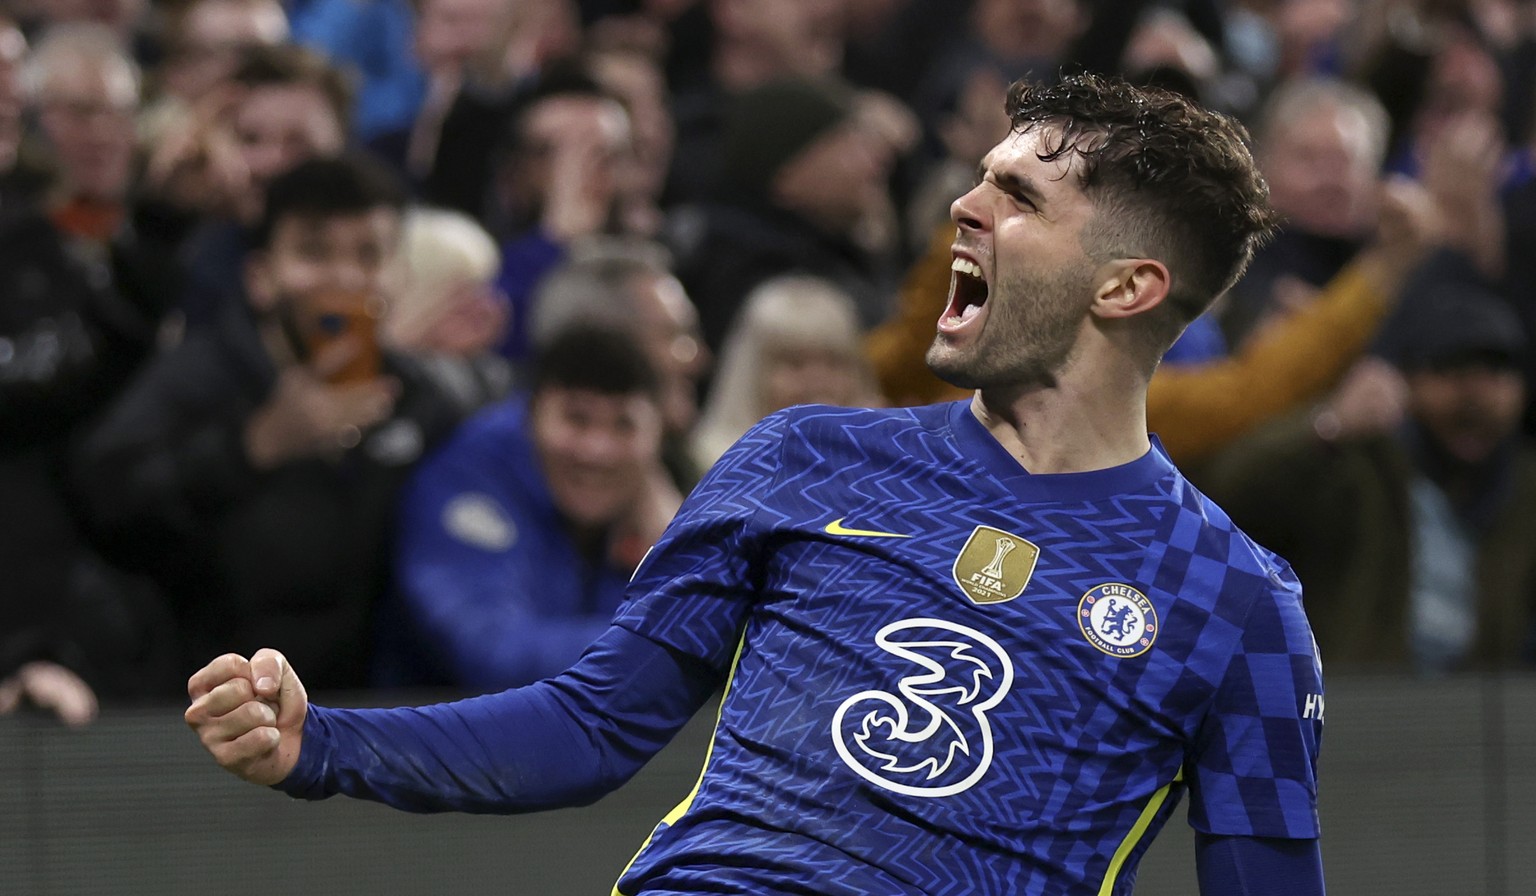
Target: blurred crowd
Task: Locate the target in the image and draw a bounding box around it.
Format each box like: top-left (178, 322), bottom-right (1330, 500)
top-left (4, 0), bottom-right (1536, 724)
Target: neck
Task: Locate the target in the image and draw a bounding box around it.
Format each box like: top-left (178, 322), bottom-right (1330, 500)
top-left (565, 519), bottom-right (610, 563)
top-left (969, 353), bottom-right (1151, 474)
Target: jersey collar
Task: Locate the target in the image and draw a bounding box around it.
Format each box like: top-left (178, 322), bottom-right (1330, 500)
top-left (948, 400), bottom-right (1176, 502)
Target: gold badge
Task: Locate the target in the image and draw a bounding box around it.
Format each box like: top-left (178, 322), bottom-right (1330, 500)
top-left (952, 525), bottom-right (1039, 604)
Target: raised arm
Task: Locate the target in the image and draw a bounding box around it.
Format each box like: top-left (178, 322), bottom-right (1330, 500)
top-left (1147, 177), bottom-right (1437, 464)
top-left (185, 624), bottom-right (719, 813)
top-left (186, 411), bottom-right (793, 810)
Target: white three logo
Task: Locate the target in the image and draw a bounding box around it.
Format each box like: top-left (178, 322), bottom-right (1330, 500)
top-left (831, 618), bottom-right (1014, 798)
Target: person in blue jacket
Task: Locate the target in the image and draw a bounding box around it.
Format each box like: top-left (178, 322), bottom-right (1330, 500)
top-left (375, 322), bottom-right (681, 692)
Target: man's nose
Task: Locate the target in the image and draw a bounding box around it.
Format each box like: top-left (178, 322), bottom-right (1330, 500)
top-left (951, 185), bottom-right (987, 233)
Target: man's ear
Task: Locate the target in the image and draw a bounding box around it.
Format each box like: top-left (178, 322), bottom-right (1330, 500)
top-left (244, 251), bottom-right (278, 313)
top-left (1089, 258), bottom-right (1170, 321)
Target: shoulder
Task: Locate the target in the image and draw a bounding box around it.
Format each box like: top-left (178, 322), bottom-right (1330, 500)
top-left (771, 401), bottom-right (951, 438)
top-left (1166, 472), bottom-right (1308, 624)
top-left (758, 402), bottom-right (949, 465)
top-left (419, 397), bottom-right (534, 469)
top-left (690, 403), bottom-right (945, 507)
top-left (403, 399), bottom-right (550, 529)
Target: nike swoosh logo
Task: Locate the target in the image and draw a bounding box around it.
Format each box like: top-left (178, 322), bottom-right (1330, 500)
top-left (824, 518), bottom-right (912, 539)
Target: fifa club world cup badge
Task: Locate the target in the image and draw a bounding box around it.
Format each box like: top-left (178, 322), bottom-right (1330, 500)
top-left (952, 525), bottom-right (1039, 604)
top-left (1078, 584), bottom-right (1158, 657)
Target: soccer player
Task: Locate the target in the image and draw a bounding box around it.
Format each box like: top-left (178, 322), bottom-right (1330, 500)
top-left (186, 74), bottom-right (1324, 895)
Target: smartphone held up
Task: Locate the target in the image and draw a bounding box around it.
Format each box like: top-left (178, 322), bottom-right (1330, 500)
top-left (296, 288), bottom-right (386, 385)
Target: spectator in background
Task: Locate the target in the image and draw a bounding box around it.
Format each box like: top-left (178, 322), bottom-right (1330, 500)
top-left (905, 0), bottom-right (1191, 146)
top-left (291, 0), bottom-right (579, 145)
top-left (0, 17), bottom-right (178, 711)
top-left (1221, 77), bottom-right (1391, 346)
top-left (141, 0), bottom-right (289, 145)
top-left (385, 205), bottom-right (514, 414)
top-left (910, 0), bottom-right (1087, 129)
top-left (149, 44), bottom-right (351, 327)
top-left (1203, 284), bottom-right (1536, 675)
top-left (24, 23), bottom-right (140, 245)
top-left (693, 274), bottom-right (880, 469)
top-left (484, 68), bottom-right (635, 364)
top-left (669, 75), bottom-right (903, 354)
top-left (22, 22), bottom-right (191, 341)
top-left (364, 0), bottom-right (513, 189)
top-left (901, 63), bottom-right (1010, 259)
top-left (1224, 0), bottom-right (1354, 94)
top-left (1357, 9), bottom-right (1506, 181)
top-left (378, 324), bottom-right (679, 692)
top-left (530, 237), bottom-right (708, 489)
top-left (365, 0), bottom-right (583, 218)
top-left (72, 156), bottom-right (466, 691)
top-left (133, 0), bottom-right (289, 278)
top-left (664, 0), bottom-right (847, 206)
top-left (284, 0), bottom-right (419, 143)
top-left (0, 200), bottom-right (179, 712)
top-left (587, 41), bottom-right (675, 238)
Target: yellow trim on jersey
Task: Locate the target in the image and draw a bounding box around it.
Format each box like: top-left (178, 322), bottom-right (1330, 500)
top-left (611, 630), bottom-right (750, 896)
top-left (1096, 767), bottom-right (1185, 896)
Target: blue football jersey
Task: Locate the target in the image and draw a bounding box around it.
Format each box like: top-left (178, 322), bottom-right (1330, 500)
top-left (610, 401), bottom-right (1323, 896)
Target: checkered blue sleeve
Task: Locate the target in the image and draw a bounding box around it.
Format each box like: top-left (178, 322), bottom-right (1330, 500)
top-left (1186, 564), bottom-right (1323, 839)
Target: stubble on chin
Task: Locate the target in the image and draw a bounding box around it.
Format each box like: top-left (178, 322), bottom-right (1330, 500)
top-left (926, 325), bottom-right (1067, 392)
top-left (924, 336), bottom-right (976, 390)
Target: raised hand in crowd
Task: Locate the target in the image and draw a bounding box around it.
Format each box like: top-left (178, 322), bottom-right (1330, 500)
top-left (142, 87), bottom-right (249, 218)
top-left (242, 335), bottom-right (401, 469)
top-left (539, 96), bottom-right (631, 241)
top-left (1419, 108), bottom-right (1507, 278)
top-left (1349, 174), bottom-right (1444, 297)
top-left (1308, 356), bottom-right (1411, 443)
top-left (0, 661), bottom-right (99, 728)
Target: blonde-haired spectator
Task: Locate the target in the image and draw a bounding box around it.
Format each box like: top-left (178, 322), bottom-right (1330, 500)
top-left (388, 205), bottom-right (513, 412)
top-left (693, 274), bottom-right (880, 469)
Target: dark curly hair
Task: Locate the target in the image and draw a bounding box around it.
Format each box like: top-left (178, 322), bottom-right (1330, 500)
top-left (1006, 74), bottom-right (1279, 352)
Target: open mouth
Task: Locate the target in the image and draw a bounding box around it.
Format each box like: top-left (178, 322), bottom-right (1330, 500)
top-left (942, 256), bottom-right (989, 327)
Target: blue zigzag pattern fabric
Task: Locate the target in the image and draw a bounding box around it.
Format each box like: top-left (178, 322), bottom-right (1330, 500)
top-left (614, 400), bottom-right (1322, 896)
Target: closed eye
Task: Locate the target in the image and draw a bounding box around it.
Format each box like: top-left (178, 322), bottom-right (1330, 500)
top-left (977, 167), bottom-right (1044, 212)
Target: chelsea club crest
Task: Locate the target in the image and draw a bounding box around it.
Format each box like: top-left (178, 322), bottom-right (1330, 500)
top-left (1078, 584), bottom-right (1158, 658)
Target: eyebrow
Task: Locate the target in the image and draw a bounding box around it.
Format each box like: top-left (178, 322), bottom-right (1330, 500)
top-left (975, 161), bottom-right (1045, 206)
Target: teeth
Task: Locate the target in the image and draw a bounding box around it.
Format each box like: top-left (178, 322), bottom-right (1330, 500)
top-left (951, 258), bottom-right (983, 280)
